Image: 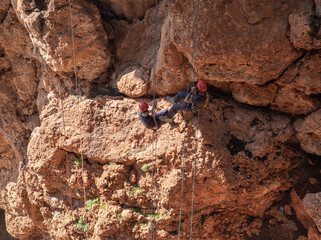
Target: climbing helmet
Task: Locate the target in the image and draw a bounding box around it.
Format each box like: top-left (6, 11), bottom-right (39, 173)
top-left (139, 101), bottom-right (149, 112)
top-left (196, 80), bottom-right (207, 92)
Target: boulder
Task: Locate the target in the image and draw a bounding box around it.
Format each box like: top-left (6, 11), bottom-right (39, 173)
top-left (12, 0), bottom-right (110, 81)
top-left (114, 66), bottom-right (149, 98)
top-left (291, 190), bottom-right (316, 230)
top-left (295, 109), bottom-right (321, 156)
top-left (303, 192), bottom-right (321, 232)
top-left (289, 12), bottom-right (321, 50)
top-left (231, 82), bottom-right (277, 106)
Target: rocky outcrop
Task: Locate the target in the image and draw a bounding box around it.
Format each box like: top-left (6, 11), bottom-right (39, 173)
top-left (170, 0), bottom-right (308, 85)
top-left (0, 0), bottom-right (321, 239)
top-left (303, 192), bottom-right (321, 232)
top-left (8, 95), bottom-right (304, 239)
top-left (291, 190), bottom-right (321, 240)
top-left (103, 0), bottom-right (156, 20)
top-left (12, 0), bottom-right (110, 81)
top-left (295, 109), bottom-right (321, 156)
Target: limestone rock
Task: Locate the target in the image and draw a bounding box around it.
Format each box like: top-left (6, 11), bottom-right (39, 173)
top-left (170, 0), bottom-right (307, 85)
top-left (0, 0), bottom-right (10, 23)
top-left (295, 109), bottom-right (321, 156)
top-left (290, 190), bottom-right (315, 230)
top-left (1, 0), bottom-right (321, 239)
top-left (154, 13), bottom-right (189, 95)
top-left (12, 0), bottom-right (110, 81)
top-left (114, 66), bottom-right (149, 98)
top-left (277, 53), bottom-right (321, 95)
top-left (303, 192), bottom-right (321, 232)
top-left (14, 94), bottom-right (302, 239)
top-left (113, 1), bottom-right (190, 96)
top-left (231, 82), bottom-right (277, 106)
top-left (308, 227), bottom-right (321, 240)
top-left (105, 0), bottom-right (155, 20)
top-left (113, 1), bottom-right (167, 76)
top-left (0, 7), bottom-right (35, 58)
top-left (289, 12), bottom-right (321, 50)
top-left (270, 86), bottom-right (320, 115)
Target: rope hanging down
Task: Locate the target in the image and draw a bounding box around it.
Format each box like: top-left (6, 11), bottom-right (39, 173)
top-left (58, 83), bottom-right (73, 213)
top-left (150, 1), bottom-right (159, 240)
top-left (68, 1), bottom-right (88, 239)
top-left (177, 0), bottom-right (200, 239)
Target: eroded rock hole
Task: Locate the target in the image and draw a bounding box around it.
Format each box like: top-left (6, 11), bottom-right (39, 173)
top-left (233, 166), bottom-right (240, 172)
top-left (34, 0), bottom-right (47, 11)
top-left (227, 135), bottom-right (247, 155)
top-left (250, 117), bottom-right (260, 127)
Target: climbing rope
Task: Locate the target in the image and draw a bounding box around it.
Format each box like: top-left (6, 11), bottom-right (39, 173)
top-left (150, 1), bottom-right (159, 239)
top-left (177, 0), bottom-right (200, 239)
top-left (58, 83), bottom-right (73, 213)
top-left (189, 111), bottom-right (200, 239)
top-left (150, 130), bottom-right (158, 240)
top-left (67, 0), bottom-right (88, 239)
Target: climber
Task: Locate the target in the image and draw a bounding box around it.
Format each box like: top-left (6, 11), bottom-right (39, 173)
top-left (138, 101), bottom-right (178, 130)
top-left (159, 80), bottom-right (209, 124)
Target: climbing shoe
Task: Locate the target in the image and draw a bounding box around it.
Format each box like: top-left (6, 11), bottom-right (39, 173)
top-left (165, 96), bottom-right (176, 104)
top-left (159, 115), bottom-right (173, 123)
top-left (169, 122), bottom-right (179, 130)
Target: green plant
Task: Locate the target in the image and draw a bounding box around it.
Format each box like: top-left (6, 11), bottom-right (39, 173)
top-left (141, 164), bottom-right (148, 172)
top-left (117, 213), bottom-right (122, 220)
top-left (87, 198), bottom-right (100, 211)
top-left (109, 162), bottom-right (117, 165)
top-left (128, 184), bottom-right (146, 196)
top-left (77, 217), bottom-right (89, 232)
top-left (133, 207), bottom-right (142, 214)
top-left (73, 132), bottom-right (78, 136)
top-left (74, 158), bottom-right (81, 165)
top-left (123, 149), bottom-right (130, 153)
top-left (145, 213), bottom-right (160, 219)
top-left (136, 222), bottom-right (147, 228)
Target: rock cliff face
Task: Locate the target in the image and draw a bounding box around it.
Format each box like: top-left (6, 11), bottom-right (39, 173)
top-left (0, 0), bottom-right (321, 239)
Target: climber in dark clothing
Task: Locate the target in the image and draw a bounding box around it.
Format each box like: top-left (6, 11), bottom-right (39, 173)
top-left (138, 101), bottom-right (178, 130)
top-left (159, 80), bottom-right (208, 124)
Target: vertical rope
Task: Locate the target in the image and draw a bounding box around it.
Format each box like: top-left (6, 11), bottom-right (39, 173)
top-left (187, 0), bottom-right (201, 89)
top-left (58, 83), bottom-right (73, 213)
top-left (177, 113), bottom-right (187, 239)
top-left (152, 0), bottom-right (158, 102)
top-left (150, 131), bottom-right (158, 240)
top-left (189, 112), bottom-right (200, 239)
top-left (150, 1), bottom-right (159, 239)
top-left (67, 0), bottom-right (88, 239)
top-left (177, 0), bottom-right (200, 239)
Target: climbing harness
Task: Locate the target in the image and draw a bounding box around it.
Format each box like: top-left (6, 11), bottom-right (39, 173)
top-left (68, 0), bottom-right (88, 239)
top-left (178, 0), bottom-right (201, 239)
top-left (150, 1), bottom-right (159, 240)
top-left (192, 91), bottom-right (209, 112)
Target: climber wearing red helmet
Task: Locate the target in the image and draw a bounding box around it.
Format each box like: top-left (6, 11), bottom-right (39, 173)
top-left (138, 101), bottom-right (178, 130)
top-left (159, 80), bottom-right (209, 124)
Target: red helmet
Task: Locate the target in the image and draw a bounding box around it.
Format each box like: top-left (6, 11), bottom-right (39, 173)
top-left (196, 80), bottom-right (207, 92)
top-left (139, 101), bottom-right (149, 112)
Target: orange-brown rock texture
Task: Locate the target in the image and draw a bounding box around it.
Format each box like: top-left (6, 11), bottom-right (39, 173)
top-left (0, 0), bottom-right (321, 240)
